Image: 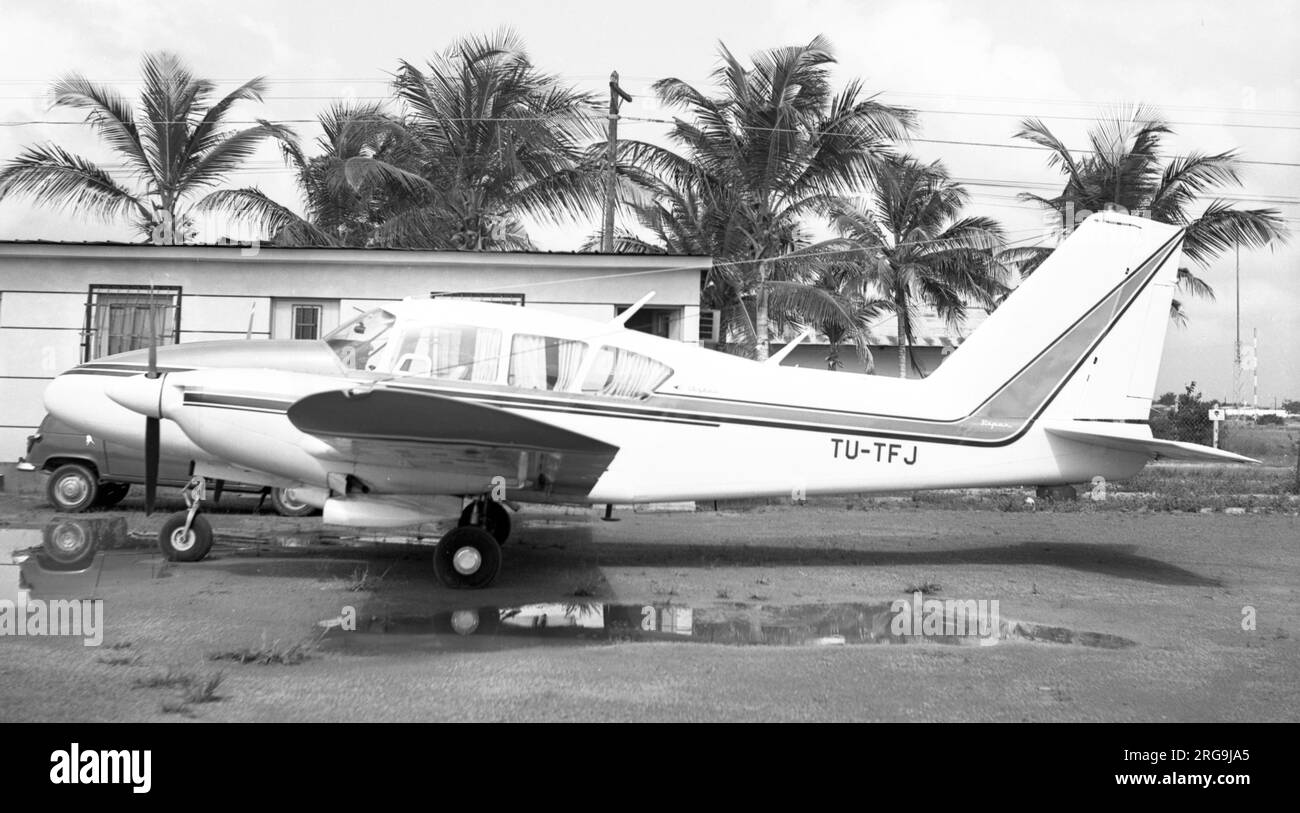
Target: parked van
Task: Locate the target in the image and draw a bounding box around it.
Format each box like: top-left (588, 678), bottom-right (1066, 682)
top-left (17, 414), bottom-right (315, 517)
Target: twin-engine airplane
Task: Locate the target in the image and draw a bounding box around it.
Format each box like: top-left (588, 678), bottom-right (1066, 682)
top-left (42, 213), bottom-right (1253, 588)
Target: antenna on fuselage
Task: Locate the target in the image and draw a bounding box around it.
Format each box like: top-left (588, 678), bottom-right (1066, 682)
top-left (765, 328), bottom-right (814, 365)
top-left (609, 291), bottom-right (656, 327)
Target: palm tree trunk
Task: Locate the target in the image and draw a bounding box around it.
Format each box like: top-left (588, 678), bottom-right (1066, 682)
top-left (754, 260), bottom-right (770, 361)
top-left (897, 308), bottom-right (907, 379)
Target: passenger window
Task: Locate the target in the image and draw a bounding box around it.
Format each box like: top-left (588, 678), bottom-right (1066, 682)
top-left (509, 334), bottom-right (585, 391)
top-left (581, 346), bottom-right (672, 399)
top-left (393, 325), bottom-right (501, 382)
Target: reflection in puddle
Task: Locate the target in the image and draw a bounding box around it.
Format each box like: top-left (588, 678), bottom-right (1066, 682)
top-left (323, 601), bottom-right (1137, 652)
top-left (2, 519), bottom-right (152, 604)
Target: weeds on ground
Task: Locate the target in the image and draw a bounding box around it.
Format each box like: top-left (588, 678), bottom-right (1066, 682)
top-left (208, 633), bottom-right (316, 665)
top-left (903, 577), bottom-right (942, 596)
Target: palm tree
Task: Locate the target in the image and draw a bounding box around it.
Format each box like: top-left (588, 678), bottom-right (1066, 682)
top-left (0, 52), bottom-right (289, 243)
top-left (615, 35), bottom-right (914, 360)
top-left (377, 29), bottom-right (605, 250)
top-left (822, 155), bottom-right (1012, 378)
top-left (1013, 105), bottom-right (1288, 320)
top-left (198, 101), bottom-right (430, 247)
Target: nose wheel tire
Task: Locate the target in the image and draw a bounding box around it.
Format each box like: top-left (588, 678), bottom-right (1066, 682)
top-left (46, 463), bottom-right (98, 513)
top-left (158, 511), bottom-right (214, 562)
top-left (433, 526), bottom-right (501, 589)
top-left (458, 500), bottom-right (512, 545)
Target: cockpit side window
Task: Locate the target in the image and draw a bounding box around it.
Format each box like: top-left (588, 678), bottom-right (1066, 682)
top-left (509, 334), bottom-right (585, 391)
top-left (393, 324), bottom-right (502, 382)
top-left (581, 346), bottom-right (672, 400)
top-left (325, 308), bottom-right (396, 371)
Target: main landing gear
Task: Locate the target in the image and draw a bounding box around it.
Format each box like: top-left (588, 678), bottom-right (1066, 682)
top-left (157, 476), bottom-right (214, 562)
top-left (435, 498), bottom-right (512, 589)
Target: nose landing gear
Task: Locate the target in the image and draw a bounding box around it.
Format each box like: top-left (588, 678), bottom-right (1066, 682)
top-left (157, 477), bottom-right (214, 562)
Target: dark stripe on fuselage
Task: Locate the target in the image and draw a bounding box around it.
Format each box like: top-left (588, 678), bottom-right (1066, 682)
top-left (182, 392), bottom-right (296, 412)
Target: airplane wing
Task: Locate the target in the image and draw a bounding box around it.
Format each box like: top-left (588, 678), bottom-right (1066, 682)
top-left (1043, 423), bottom-right (1258, 464)
top-left (286, 387), bottom-right (620, 495)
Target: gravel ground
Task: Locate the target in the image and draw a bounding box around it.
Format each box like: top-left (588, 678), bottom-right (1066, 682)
top-left (0, 488), bottom-right (1296, 722)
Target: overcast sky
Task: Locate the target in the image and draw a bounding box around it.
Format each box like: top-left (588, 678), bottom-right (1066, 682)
top-left (1, 0), bottom-right (1296, 403)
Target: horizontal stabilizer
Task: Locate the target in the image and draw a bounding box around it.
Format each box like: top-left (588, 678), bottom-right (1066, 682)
top-left (1044, 424), bottom-right (1258, 464)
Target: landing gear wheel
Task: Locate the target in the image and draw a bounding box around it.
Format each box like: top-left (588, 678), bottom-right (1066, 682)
top-left (93, 482), bottom-right (131, 509)
top-left (46, 463), bottom-right (98, 513)
top-left (433, 526), bottom-right (501, 589)
top-left (458, 500), bottom-right (511, 545)
top-left (158, 512), bottom-right (214, 562)
top-left (270, 487), bottom-right (317, 517)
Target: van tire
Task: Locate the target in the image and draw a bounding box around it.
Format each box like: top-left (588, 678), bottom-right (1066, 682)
top-left (46, 463), bottom-right (99, 513)
top-left (270, 487), bottom-right (318, 517)
top-left (94, 482), bottom-right (131, 508)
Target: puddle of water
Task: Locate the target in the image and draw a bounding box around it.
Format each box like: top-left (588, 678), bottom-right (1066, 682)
top-left (321, 601), bottom-right (1138, 652)
top-left (1, 519), bottom-right (156, 603)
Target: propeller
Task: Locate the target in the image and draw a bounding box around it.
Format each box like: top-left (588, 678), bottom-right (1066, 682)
top-left (143, 292), bottom-right (161, 515)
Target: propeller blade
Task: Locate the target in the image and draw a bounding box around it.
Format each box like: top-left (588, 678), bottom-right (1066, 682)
top-left (146, 290), bottom-right (159, 379)
top-left (144, 416), bottom-right (159, 515)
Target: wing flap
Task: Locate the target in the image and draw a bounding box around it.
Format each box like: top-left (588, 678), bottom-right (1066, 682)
top-left (1044, 424), bottom-right (1258, 464)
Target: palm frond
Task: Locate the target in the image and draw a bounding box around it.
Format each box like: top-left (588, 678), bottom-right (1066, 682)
top-left (0, 143), bottom-right (149, 222)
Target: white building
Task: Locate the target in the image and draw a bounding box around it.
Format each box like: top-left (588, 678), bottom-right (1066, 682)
top-left (0, 241), bottom-right (708, 461)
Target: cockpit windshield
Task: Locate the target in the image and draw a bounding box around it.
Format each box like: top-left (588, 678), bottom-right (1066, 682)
top-left (324, 307), bottom-right (396, 370)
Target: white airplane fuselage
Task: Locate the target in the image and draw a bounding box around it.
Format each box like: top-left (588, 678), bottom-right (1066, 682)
top-left (42, 213), bottom-right (1225, 527)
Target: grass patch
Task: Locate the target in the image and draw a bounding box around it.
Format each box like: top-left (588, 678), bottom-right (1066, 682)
top-left (567, 574), bottom-right (607, 598)
top-left (208, 636), bottom-right (315, 666)
top-left (183, 671), bottom-right (224, 704)
top-left (342, 562), bottom-right (395, 592)
top-left (97, 653), bottom-right (143, 667)
top-left (904, 577), bottom-right (942, 595)
top-left (160, 699), bottom-right (195, 717)
top-left (132, 666), bottom-right (198, 690)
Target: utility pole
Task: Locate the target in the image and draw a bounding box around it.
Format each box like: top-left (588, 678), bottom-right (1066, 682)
top-left (602, 71), bottom-right (633, 253)
top-left (1233, 244), bottom-right (1242, 406)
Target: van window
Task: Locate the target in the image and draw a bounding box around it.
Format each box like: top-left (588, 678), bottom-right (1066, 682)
top-left (393, 324), bottom-right (502, 382)
top-left (581, 347), bottom-right (672, 399)
top-left (509, 334), bottom-right (585, 391)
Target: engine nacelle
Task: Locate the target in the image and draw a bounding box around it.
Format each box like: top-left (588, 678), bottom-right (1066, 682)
top-left (321, 495), bottom-right (463, 528)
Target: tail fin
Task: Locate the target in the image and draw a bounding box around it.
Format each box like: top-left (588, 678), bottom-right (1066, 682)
top-left (928, 212), bottom-right (1182, 424)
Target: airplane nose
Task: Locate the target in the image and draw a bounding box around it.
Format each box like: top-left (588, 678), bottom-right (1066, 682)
top-left (106, 374), bottom-right (166, 418)
top-left (43, 372), bottom-right (88, 426)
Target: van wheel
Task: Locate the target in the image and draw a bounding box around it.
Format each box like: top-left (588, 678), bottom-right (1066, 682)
top-left (270, 487), bottom-right (317, 517)
top-left (94, 482), bottom-right (131, 508)
top-left (46, 463), bottom-right (98, 513)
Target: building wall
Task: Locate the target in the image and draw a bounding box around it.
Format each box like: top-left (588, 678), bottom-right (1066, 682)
top-left (777, 343), bottom-right (954, 377)
top-left (0, 243), bottom-right (706, 460)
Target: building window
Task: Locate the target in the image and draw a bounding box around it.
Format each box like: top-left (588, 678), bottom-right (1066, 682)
top-left (84, 285), bottom-right (181, 361)
top-left (617, 305), bottom-right (674, 338)
top-left (272, 299), bottom-right (339, 341)
top-left (292, 304), bottom-right (322, 340)
top-left (431, 292), bottom-right (525, 306)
